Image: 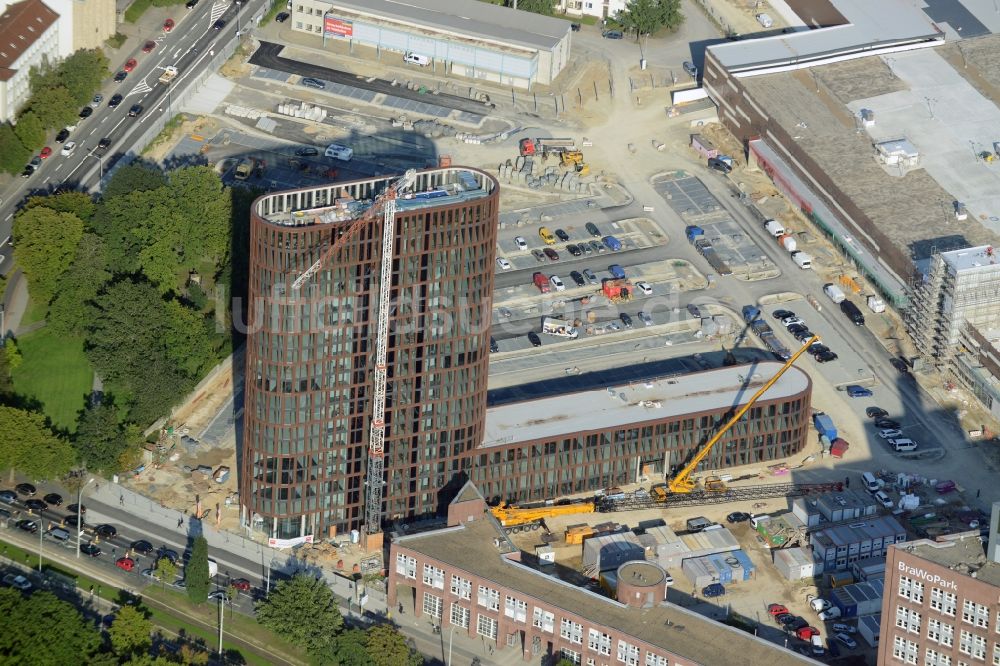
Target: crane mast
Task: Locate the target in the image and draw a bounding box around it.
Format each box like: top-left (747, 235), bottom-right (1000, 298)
top-left (291, 169), bottom-right (417, 541)
top-left (667, 335), bottom-right (819, 494)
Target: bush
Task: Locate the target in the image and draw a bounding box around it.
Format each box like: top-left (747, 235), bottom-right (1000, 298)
top-left (105, 33), bottom-right (127, 49)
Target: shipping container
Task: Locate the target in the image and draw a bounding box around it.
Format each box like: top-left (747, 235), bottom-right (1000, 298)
top-left (812, 413), bottom-right (837, 440)
top-left (831, 438), bottom-right (850, 458)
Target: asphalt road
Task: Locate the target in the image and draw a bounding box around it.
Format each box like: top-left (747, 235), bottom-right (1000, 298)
top-left (250, 41), bottom-right (494, 116)
top-left (0, 0), bottom-right (260, 267)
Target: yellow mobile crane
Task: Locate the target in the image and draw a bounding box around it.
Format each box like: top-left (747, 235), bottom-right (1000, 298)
top-left (667, 335), bottom-right (819, 495)
top-left (490, 501), bottom-right (596, 533)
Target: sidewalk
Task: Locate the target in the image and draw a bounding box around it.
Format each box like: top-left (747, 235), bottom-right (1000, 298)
top-left (1, 270), bottom-right (26, 338)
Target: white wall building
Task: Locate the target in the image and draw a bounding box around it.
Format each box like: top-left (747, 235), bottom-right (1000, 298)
top-left (558, 0), bottom-right (627, 20)
top-left (0, 0), bottom-right (59, 122)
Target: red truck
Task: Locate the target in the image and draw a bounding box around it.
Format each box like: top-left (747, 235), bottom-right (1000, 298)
top-left (533, 272), bottom-right (551, 293)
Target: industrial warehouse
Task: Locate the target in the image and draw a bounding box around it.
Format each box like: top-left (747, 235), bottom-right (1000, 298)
top-left (286, 0), bottom-right (573, 88)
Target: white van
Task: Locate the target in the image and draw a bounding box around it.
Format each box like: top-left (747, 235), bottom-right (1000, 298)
top-left (861, 472), bottom-right (881, 493)
top-left (324, 144), bottom-right (353, 161)
top-left (404, 53), bottom-right (430, 67)
top-left (791, 251), bottom-right (813, 269)
top-left (824, 283), bottom-right (846, 304)
top-left (891, 438), bottom-right (918, 452)
top-left (750, 514), bottom-right (770, 529)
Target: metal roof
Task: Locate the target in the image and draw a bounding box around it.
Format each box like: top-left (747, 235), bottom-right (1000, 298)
top-left (940, 245), bottom-right (1000, 274)
top-left (323, 0), bottom-right (571, 51)
top-left (483, 362), bottom-right (810, 446)
top-left (709, 0), bottom-right (942, 73)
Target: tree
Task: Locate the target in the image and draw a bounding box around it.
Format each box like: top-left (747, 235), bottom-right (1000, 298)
top-left (73, 402), bottom-right (126, 475)
top-left (169, 166), bottom-right (232, 267)
top-left (364, 625), bottom-right (423, 666)
top-left (109, 604), bottom-right (153, 658)
top-left (0, 123), bottom-right (31, 175)
top-left (56, 49), bottom-right (109, 105)
top-left (332, 629), bottom-right (369, 666)
top-left (13, 111), bottom-right (45, 149)
top-left (163, 300), bottom-right (224, 377)
top-left (25, 85), bottom-right (77, 130)
top-left (185, 535), bottom-right (210, 604)
top-left (48, 234), bottom-right (111, 336)
top-left (101, 163), bottom-right (168, 201)
top-left (614, 0), bottom-right (684, 37)
top-left (12, 206), bottom-right (85, 304)
top-left (24, 191), bottom-right (97, 222)
top-left (0, 589), bottom-right (102, 662)
top-left (0, 405), bottom-right (75, 480)
top-left (255, 574), bottom-right (344, 656)
top-left (4, 339), bottom-right (22, 371)
top-left (507, 0), bottom-right (554, 14)
top-left (154, 555), bottom-right (177, 586)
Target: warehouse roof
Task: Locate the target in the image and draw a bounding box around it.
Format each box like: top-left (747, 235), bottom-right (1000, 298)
top-left (483, 362), bottom-right (810, 447)
top-left (395, 512), bottom-right (813, 665)
top-left (811, 515), bottom-right (905, 548)
top-left (709, 0), bottom-right (942, 73)
top-left (322, 0), bottom-right (571, 51)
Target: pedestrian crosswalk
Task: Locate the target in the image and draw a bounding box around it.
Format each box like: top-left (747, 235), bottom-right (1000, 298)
top-left (210, 2), bottom-right (227, 22)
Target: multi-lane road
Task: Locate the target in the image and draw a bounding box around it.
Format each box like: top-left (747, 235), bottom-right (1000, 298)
top-left (0, 0), bottom-right (262, 270)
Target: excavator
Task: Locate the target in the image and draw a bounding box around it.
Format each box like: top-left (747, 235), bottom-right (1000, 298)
top-left (489, 336), bottom-right (841, 528)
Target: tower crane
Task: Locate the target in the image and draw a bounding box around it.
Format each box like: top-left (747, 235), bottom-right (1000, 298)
top-left (292, 169), bottom-right (417, 541)
top-left (667, 335), bottom-right (819, 494)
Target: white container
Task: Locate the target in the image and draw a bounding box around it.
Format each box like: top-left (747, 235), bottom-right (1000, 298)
top-left (756, 13), bottom-right (773, 28)
top-left (824, 284), bottom-right (846, 304)
top-left (779, 234), bottom-right (797, 252)
top-left (866, 295), bottom-right (886, 313)
top-left (764, 220), bottom-right (785, 237)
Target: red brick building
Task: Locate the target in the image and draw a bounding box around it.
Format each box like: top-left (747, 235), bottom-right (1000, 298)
top-left (389, 482), bottom-right (814, 665)
top-left (879, 533), bottom-right (1000, 665)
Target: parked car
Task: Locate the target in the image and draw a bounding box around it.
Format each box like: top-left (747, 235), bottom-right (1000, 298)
top-left (806, 343), bottom-right (829, 356)
top-left (527, 332), bottom-right (541, 348)
top-left (609, 264), bottom-right (626, 279)
top-left (294, 146), bottom-right (319, 156)
top-left (108, 94), bottom-right (123, 108)
top-left (123, 58), bottom-right (137, 72)
top-left (514, 236), bottom-right (528, 250)
top-left (832, 623), bottom-right (857, 635)
top-left (2, 574), bottom-right (32, 591)
top-left (683, 60), bottom-right (698, 78)
top-left (635, 281), bottom-right (653, 295)
top-left (890, 357), bottom-right (910, 374)
top-left (708, 157), bottom-right (732, 173)
top-left (163, 18), bottom-right (175, 32)
top-left (846, 385), bottom-right (873, 398)
top-left (555, 229), bottom-right (570, 242)
top-left (767, 603), bottom-right (789, 617)
top-left (80, 543), bottom-right (101, 557)
top-left (15, 483), bottom-right (36, 496)
top-left (300, 77), bottom-right (324, 89)
top-left (275, 11), bottom-right (289, 22)
top-left (114, 71), bottom-right (128, 83)
top-left (16, 519), bottom-right (38, 533)
top-left (866, 406), bottom-right (888, 418)
top-left (142, 40), bottom-right (156, 53)
top-left (130, 540), bottom-right (154, 555)
top-left (776, 613), bottom-right (795, 626)
top-left (772, 309), bottom-right (796, 320)
top-left (874, 490), bottom-right (893, 508)
top-left (116, 557), bottom-right (136, 572)
top-left (79, 106), bottom-right (93, 119)
top-left (549, 275), bottom-right (565, 291)
top-left (496, 257), bottom-right (512, 271)
top-left (638, 311), bottom-right (653, 326)
top-left (43, 493), bottom-right (63, 506)
top-left (834, 633), bottom-right (857, 649)
top-left (55, 128), bottom-right (70, 143)
top-left (95, 524), bottom-right (118, 539)
top-left (185, 0), bottom-right (200, 7)
top-left (586, 222), bottom-right (601, 237)
top-left (788, 617), bottom-right (810, 632)
top-left (702, 583), bottom-right (725, 597)
top-left (490, 337), bottom-right (499, 353)
top-left (602, 30), bottom-right (623, 39)
top-left (619, 313), bottom-right (632, 329)
top-left (0, 490), bottom-right (17, 502)
top-left (24, 499), bottom-right (47, 511)
top-left (781, 316), bottom-right (805, 328)
top-left (543, 248), bottom-right (559, 261)
top-left (727, 511), bottom-right (751, 524)
top-left (531, 250), bottom-right (545, 262)
top-left (566, 244), bottom-right (582, 257)
top-left (66, 503), bottom-right (86, 514)
top-left (590, 240), bottom-right (606, 253)
top-left (582, 268), bottom-right (598, 285)
top-left (878, 428), bottom-right (903, 439)
top-left (815, 351), bottom-right (838, 363)
top-left (875, 417), bottom-right (901, 429)
top-left (570, 271), bottom-right (586, 287)
top-left (231, 578), bottom-right (251, 592)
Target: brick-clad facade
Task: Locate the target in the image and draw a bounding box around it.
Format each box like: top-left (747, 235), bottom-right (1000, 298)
top-left (879, 536), bottom-right (1000, 666)
top-left (242, 168), bottom-right (498, 540)
top-left (389, 484), bottom-right (812, 665)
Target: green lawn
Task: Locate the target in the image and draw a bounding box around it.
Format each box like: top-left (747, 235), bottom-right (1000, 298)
top-left (18, 296), bottom-right (47, 327)
top-left (11, 328), bottom-right (93, 431)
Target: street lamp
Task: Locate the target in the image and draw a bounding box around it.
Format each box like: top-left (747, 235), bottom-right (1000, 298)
top-left (86, 152), bottom-right (104, 182)
top-left (76, 476), bottom-right (95, 558)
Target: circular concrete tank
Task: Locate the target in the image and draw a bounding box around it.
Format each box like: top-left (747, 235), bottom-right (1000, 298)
top-left (616, 560), bottom-right (669, 608)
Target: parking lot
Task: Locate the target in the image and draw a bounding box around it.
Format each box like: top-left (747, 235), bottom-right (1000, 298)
top-left (654, 174), bottom-right (780, 279)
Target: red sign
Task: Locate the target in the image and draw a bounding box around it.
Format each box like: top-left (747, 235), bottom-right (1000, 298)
top-left (324, 17), bottom-right (353, 37)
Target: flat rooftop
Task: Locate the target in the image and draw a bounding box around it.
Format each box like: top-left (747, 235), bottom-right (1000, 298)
top-left (483, 362), bottom-right (810, 446)
top-left (396, 515), bottom-right (813, 665)
top-left (739, 50), bottom-right (999, 268)
top-left (812, 515), bottom-right (905, 548)
top-left (940, 245), bottom-right (1000, 274)
top-left (898, 534), bottom-right (1000, 588)
top-left (710, 0), bottom-right (942, 73)
top-left (322, 0), bottom-right (570, 51)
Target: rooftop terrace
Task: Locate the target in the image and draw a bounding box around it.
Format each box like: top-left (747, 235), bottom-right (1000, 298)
top-left (483, 361), bottom-right (810, 447)
top-left (898, 534), bottom-right (1000, 588)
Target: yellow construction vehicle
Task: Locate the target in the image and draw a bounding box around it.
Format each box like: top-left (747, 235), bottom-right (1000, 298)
top-left (560, 151), bottom-right (591, 176)
top-left (666, 336), bottom-right (819, 494)
top-left (490, 501), bottom-right (595, 532)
